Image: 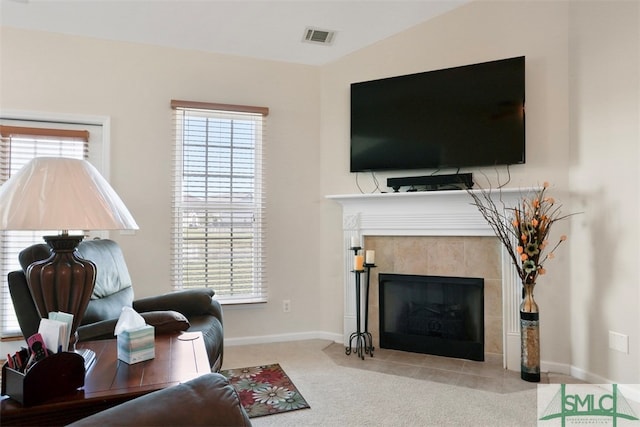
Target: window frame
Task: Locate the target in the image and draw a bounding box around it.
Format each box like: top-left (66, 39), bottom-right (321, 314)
top-left (170, 100), bottom-right (268, 304)
top-left (0, 111), bottom-right (110, 338)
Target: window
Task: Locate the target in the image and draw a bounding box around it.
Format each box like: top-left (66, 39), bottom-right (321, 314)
top-left (0, 120), bottom-right (104, 337)
top-left (171, 100), bottom-right (268, 304)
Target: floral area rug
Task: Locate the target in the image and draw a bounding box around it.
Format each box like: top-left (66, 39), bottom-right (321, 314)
top-left (220, 363), bottom-right (310, 418)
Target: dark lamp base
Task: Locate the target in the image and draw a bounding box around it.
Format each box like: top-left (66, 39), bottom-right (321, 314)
top-left (26, 234), bottom-right (97, 365)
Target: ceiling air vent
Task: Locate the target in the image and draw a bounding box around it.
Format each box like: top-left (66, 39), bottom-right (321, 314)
top-left (302, 27), bottom-right (335, 45)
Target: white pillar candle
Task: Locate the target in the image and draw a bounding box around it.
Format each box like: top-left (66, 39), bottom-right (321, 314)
top-left (365, 250), bottom-right (375, 264)
top-left (350, 236), bottom-right (360, 248)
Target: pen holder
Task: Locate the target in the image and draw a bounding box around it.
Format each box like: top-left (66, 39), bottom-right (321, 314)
top-left (1, 351), bottom-right (85, 406)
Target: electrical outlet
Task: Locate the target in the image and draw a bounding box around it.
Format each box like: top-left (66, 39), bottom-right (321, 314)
top-left (283, 299), bottom-right (291, 313)
top-left (609, 331), bottom-right (629, 354)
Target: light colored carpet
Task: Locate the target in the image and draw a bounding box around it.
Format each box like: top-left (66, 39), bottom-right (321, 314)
top-left (222, 340), bottom-right (540, 426)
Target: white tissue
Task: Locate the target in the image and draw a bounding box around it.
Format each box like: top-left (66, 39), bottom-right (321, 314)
top-left (114, 306), bottom-right (146, 336)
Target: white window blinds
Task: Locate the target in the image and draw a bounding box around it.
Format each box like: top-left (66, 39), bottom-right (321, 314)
top-left (0, 124), bottom-right (89, 337)
top-left (171, 100), bottom-right (268, 304)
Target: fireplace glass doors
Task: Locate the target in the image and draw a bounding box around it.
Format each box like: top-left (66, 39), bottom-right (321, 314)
top-left (379, 273), bottom-right (484, 361)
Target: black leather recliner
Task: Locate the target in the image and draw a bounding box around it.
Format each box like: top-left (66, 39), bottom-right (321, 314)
top-left (8, 238), bottom-right (225, 371)
top-left (67, 372), bottom-right (252, 426)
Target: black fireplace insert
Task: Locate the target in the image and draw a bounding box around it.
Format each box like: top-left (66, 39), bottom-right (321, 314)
top-left (379, 273), bottom-right (484, 361)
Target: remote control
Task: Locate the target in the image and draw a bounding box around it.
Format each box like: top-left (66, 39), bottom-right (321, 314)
top-left (27, 333), bottom-right (48, 362)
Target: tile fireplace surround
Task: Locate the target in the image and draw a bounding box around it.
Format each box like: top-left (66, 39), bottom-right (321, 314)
top-left (366, 235), bottom-right (501, 356)
top-left (327, 189), bottom-right (530, 371)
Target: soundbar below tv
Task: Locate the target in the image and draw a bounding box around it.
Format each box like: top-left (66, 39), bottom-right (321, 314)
top-left (387, 173), bottom-right (474, 192)
top-left (350, 56), bottom-right (525, 172)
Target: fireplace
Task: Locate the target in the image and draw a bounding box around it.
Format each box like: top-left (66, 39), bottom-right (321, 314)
top-left (379, 273), bottom-right (484, 361)
top-left (328, 189), bottom-right (528, 371)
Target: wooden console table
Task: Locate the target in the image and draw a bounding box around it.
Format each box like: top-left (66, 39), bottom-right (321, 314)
top-left (1, 331), bottom-right (210, 426)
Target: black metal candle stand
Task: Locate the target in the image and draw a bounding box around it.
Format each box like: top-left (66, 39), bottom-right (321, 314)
top-left (345, 246), bottom-right (376, 360)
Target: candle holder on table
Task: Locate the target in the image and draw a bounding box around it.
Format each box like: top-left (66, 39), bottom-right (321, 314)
top-left (345, 246), bottom-right (375, 360)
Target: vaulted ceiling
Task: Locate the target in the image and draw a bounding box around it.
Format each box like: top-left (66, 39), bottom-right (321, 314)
top-left (1, 0), bottom-right (469, 65)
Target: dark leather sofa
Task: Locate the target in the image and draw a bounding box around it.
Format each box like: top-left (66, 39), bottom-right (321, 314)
top-left (67, 373), bottom-right (252, 426)
top-left (8, 238), bottom-right (225, 371)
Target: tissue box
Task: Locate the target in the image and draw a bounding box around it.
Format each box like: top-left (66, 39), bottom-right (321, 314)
top-left (117, 325), bottom-right (155, 364)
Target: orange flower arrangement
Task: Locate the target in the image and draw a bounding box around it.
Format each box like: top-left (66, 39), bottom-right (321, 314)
top-left (468, 182), bottom-right (574, 286)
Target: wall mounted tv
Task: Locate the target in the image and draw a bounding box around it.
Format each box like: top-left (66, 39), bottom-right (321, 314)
top-left (350, 56), bottom-right (525, 172)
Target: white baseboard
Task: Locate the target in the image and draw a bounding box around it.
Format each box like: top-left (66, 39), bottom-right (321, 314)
top-left (541, 359), bottom-right (573, 376)
top-left (542, 360), bottom-right (640, 401)
top-left (543, 360), bottom-right (614, 383)
top-left (569, 364), bottom-right (610, 383)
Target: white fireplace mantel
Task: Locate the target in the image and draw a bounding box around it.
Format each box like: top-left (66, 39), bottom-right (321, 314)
top-left (327, 188), bottom-right (534, 370)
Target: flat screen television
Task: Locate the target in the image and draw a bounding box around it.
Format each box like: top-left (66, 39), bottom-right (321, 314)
top-left (350, 56), bottom-right (525, 172)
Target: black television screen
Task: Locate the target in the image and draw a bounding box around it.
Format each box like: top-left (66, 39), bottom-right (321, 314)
top-left (350, 56), bottom-right (525, 172)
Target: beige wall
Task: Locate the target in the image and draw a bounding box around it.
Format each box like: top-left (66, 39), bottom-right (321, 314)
top-left (567, 1), bottom-right (640, 383)
top-left (1, 0), bottom-right (638, 383)
top-left (320, 0), bottom-right (574, 373)
top-left (0, 27), bottom-right (325, 340)
top-left (319, 0), bottom-right (639, 384)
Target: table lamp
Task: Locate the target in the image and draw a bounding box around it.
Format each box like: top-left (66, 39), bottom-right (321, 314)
top-left (0, 157), bottom-right (138, 366)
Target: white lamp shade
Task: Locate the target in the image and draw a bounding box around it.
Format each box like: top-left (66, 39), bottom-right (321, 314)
top-left (0, 157), bottom-right (139, 231)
